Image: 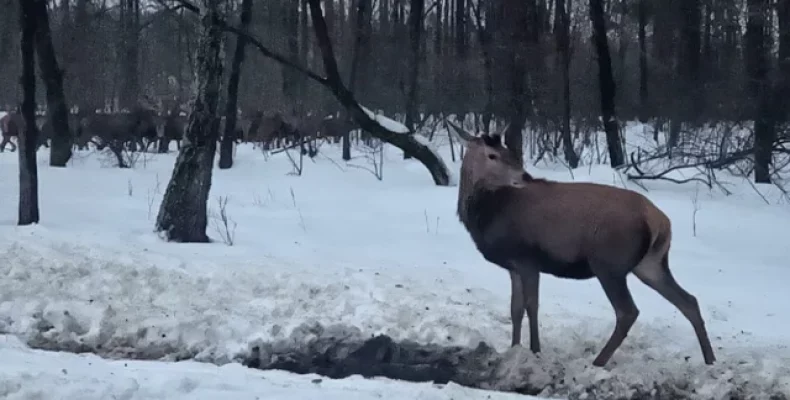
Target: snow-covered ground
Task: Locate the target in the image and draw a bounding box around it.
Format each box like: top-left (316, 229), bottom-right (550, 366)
top-left (0, 335), bottom-right (530, 400)
top-left (0, 123), bottom-right (789, 399)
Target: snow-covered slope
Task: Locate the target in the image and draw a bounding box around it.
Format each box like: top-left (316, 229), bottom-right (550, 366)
top-left (0, 124), bottom-right (789, 399)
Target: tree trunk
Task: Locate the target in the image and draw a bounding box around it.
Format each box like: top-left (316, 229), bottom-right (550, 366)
top-left (404, 0), bottom-right (424, 137)
top-left (589, 0), bottom-right (624, 168)
top-left (454, 0), bottom-right (466, 58)
top-left (33, 0), bottom-right (73, 167)
top-left (555, 0), bottom-right (578, 167)
top-left (746, 0), bottom-right (774, 183)
top-left (637, 0), bottom-right (649, 123)
top-left (679, 0), bottom-right (702, 119)
top-left (18, 0), bottom-right (40, 225)
top-left (473, 0), bottom-right (495, 134)
top-left (777, 0), bottom-right (790, 124)
top-left (500, 0), bottom-right (529, 165)
top-left (343, 0), bottom-right (370, 161)
top-left (306, 0), bottom-right (451, 185)
top-left (218, 0), bottom-right (252, 170)
top-left (156, 0), bottom-right (226, 242)
top-left (119, 0), bottom-right (140, 110)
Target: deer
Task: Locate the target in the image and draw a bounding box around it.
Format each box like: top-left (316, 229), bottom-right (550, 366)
top-left (0, 110), bottom-right (21, 152)
top-left (447, 121), bottom-right (716, 367)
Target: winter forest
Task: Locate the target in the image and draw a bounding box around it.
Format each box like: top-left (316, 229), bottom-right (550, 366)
top-left (0, 0), bottom-right (789, 399)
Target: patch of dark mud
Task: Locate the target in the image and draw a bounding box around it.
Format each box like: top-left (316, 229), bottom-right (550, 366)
top-left (16, 322), bottom-right (789, 400)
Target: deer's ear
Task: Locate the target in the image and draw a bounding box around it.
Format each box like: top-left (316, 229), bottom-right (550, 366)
top-left (482, 134), bottom-right (502, 147)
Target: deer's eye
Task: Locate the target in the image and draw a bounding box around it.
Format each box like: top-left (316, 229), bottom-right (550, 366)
top-left (488, 154), bottom-right (497, 160)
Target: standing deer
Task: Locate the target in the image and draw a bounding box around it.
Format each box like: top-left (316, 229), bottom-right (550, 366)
top-left (0, 110), bottom-right (21, 152)
top-left (448, 121), bottom-right (716, 367)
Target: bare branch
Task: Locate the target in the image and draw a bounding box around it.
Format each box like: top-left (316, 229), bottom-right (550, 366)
top-left (219, 24), bottom-right (327, 84)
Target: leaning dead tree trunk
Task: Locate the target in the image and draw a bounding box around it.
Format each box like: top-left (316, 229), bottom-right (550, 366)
top-left (33, 0), bottom-right (72, 167)
top-left (177, 0), bottom-right (452, 185)
top-left (218, 0), bottom-right (252, 170)
top-left (306, 0), bottom-right (450, 185)
top-left (18, 0), bottom-right (40, 225)
top-left (589, 0), bottom-right (624, 168)
top-left (156, 0), bottom-right (225, 242)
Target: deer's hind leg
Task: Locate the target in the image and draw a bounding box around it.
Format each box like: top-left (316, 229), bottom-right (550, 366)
top-left (592, 272), bottom-right (639, 367)
top-left (633, 253), bottom-right (716, 365)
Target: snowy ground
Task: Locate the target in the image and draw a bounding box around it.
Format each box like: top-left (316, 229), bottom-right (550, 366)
top-left (0, 335), bottom-right (531, 400)
top-left (0, 123), bottom-right (789, 399)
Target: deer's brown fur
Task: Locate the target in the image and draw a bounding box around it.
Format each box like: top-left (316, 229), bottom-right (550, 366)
top-left (449, 122), bottom-right (716, 367)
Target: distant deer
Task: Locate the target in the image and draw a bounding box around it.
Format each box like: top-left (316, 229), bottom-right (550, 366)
top-left (448, 121), bottom-right (716, 367)
top-left (0, 110), bottom-right (21, 152)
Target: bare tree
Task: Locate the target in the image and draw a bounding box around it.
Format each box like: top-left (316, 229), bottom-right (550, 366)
top-left (156, 0), bottom-right (226, 242)
top-left (589, 0), bottom-right (624, 168)
top-left (33, 0), bottom-right (73, 167)
top-left (18, 0), bottom-right (40, 225)
top-left (218, 0), bottom-right (253, 170)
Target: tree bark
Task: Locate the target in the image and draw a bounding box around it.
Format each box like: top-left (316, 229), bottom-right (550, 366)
top-left (156, 0), bottom-right (225, 242)
top-left (32, 0), bottom-right (72, 167)
top-left (589, 0), bottom-right (624, 168)
top-left (18, 0), bottom-right (40, 225)
top-left (218, 0), bottom-right (252, 170)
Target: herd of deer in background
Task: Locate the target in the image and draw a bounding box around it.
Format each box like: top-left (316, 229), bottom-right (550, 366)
top-left (0, 103), bottom-right (360, 157)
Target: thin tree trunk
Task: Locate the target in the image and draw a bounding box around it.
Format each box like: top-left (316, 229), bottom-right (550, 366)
top-left (746, 0), bottom-right (774, 183)
top-left (589, 0), bottom-right (624, 167)
top-left (18, 0), bottom-right (40, 225)
top-left (556, 0), bottom-right (577, 167)
top-left (343, 0), bottom-right (370, 161)
top-left (472, 0), bottom-right (494, 134)
top-left (218, 0), bottom-right (252, 169)
top-left (638, 0), bottom-right (649, 123)
top-left (33, 0), bottom-right (73, 167)
top-left (777, 0), bottom-right (790, 125)
top-left (403, 0), bottom-right (424, 159)
top-left (156, 0), bottom-right (226, 242)
top-left (119, 0), bottom-right (140, 110)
